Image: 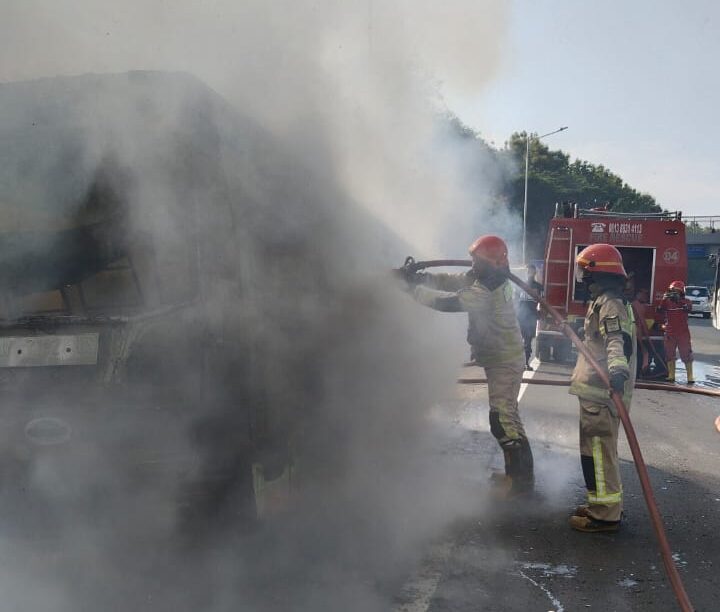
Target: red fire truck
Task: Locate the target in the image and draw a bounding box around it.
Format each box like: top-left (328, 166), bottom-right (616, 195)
top-left (536, 204), bottom-right (687, 371)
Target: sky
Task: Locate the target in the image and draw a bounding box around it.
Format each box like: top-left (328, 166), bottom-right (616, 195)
top-left (0, 1), bottom-right (716, 222)
top-left (448, 0), bottom-right (719, 217)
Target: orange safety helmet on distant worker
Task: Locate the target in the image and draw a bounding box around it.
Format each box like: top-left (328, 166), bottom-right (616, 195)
top-left (468, 235), bottom-right (509, 267)
top-left (668, 280), bottom-right (685, 292)
top-left (575, 243), bottom-right (627, 280)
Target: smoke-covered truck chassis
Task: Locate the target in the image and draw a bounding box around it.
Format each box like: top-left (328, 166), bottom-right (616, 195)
top-left (0, 72), bottom-right (300, 538)
top-left (0, 300), bottom-right (273, 538)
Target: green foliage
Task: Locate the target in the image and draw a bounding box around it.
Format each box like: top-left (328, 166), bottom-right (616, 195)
top-left (687, 258), bottom-right (716, 288)
top-left (685, 220), bottom-right (714, 234)
top-left (494, 131), bottom-right (662, 258)
top-left (503, 131), bottom-right (662, 212)
top-left (442, 118), bottom-right (666, 259)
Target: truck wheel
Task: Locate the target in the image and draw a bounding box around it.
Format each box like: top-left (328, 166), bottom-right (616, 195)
top-left (703, 312), bottom-right (711, 319)
top-left (552, 339), bottom-right (571, 363)
top-left (537, 337), bottom-right (551, 362)
top-left (177, 415), bottom-right (258, 539)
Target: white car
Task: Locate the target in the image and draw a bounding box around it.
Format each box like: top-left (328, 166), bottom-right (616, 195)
top-left (685, 285), bottom-right (712, 319)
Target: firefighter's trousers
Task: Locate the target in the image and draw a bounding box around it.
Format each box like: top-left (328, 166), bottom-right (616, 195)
top-left (664, 333), bottom-right (693, 363)
top-left (579, 399), bottom-right (623, 522)
top-left (486, 363), bottom-right (534, 488)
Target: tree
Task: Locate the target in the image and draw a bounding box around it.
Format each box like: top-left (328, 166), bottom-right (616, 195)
top-left (441, 117), bottom-right (665, 260)
top-left (499, 132), bottom-right (663, 258)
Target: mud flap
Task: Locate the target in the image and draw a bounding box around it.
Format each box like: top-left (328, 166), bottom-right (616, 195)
top-left (252, 462), bottom-right (295, 519)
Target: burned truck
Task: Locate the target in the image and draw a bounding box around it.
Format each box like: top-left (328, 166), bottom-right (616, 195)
top-left (0, 71), bottom-right (329, 531)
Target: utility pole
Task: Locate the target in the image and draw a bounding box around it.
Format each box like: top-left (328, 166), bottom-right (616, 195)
top-left (522, 126), bottom-right (568, 264)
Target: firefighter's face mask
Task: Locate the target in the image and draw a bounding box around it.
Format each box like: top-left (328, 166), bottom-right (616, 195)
top-left (471, 257), bottom-right (506, 290)
top-left (471, 257), bottom-right (491, 277)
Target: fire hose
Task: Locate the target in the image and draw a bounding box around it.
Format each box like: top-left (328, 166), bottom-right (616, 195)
top-left (403, 258), bottom-right (695, 612)
top-left (458, 369), bottom-right (720, 398)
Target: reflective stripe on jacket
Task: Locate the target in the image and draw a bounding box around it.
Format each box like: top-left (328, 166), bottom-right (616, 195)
top-left (569, 292), bottom-right (637, 405)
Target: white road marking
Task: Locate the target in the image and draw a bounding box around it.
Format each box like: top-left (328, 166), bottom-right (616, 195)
top-left (521, 562), bottom-right (577, 577)
top-left (518, 569), bottom-right (565, 612)
top-left (518, 357), bottom-right (540, 402)
top-left (394, 541), bottom-right (454, 612)
top-left (394, 358), bottom-right (541, 611)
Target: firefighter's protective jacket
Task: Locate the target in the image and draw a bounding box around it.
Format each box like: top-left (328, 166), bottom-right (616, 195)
top-left (413, 273), bottom-right (524, 367)
top-left (657, 296), bottom-right (691, 337)
top-left (569, 291), bottom-right (637, 405)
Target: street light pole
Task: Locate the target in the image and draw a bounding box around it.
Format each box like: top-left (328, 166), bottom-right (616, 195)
top-left (522, 126), bottom-right (568, 264)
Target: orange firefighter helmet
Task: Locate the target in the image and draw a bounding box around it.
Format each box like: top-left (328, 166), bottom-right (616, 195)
top-left (468, 235), bottom-right (509, 267)
top-left (668, 280), bottom-right (685, 292)
top-left (575, 243), bottom-right (627, 279)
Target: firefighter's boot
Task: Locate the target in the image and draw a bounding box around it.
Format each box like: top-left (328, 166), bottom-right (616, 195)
top-left (569, 514), bottom-right (621, 533)
top-left (667, 360), bottom-right (676, 382)
top-left (488, 471), bottom-right (513, 499)
top-left (495, 438), bottom-right (535, 499)
top-left (685, 361), bottom-right (695, 385)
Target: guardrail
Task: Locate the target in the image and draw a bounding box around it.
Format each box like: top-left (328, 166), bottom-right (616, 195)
top-left (684, 215), bottom-right (720, 234)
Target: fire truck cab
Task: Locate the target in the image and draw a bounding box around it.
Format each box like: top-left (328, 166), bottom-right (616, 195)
top-left (537, 203), bottom-right (687, 372)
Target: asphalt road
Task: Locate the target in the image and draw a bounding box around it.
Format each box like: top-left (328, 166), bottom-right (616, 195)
top-left (396, 318), bottom-right (720, 612)
top-left (2, 320), bottom-right (717, 611)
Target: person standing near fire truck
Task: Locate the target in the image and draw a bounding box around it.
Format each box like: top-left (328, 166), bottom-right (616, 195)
top-left (395, 235), bottom-right (534, 498)
top-left (569, 244), bottom-right (636, 533)
top-left (631, 288), bottom-right (651, 374)
top-left (657, 280), bottom-right (695, 384)
top-left (516, 264), bottom-right (543, 370)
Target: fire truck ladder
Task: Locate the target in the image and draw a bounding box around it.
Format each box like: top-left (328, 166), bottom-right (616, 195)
top-left (544, 225), bottom-right (574, 317)
top-left (576, 210), bottom-right (683, 221)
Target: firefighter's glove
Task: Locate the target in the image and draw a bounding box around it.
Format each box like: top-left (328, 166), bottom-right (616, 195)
top-left (392, 267), bottom-right (408, 282)
top-left (609, 370), bottom-right (628, 395)
top-left (408, 271), bottom-right (426, 285)
top-left (391, 267), bottom-right (425, 288)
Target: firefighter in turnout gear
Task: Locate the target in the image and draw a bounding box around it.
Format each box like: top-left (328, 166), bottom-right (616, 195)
top-left (569, 244), bottom-right (636, 533)
top-left (396, 235), bottom-right (534, 498)
top-left (657, 280), bottom-right (694, 384)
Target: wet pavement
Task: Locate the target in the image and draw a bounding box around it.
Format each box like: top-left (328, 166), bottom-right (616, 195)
top-left (396, 317), bottom-right (720, 612)
top-left (2, 320), bottom-right (717, 611)
top-left (675, 359), bottom-right (720, 389)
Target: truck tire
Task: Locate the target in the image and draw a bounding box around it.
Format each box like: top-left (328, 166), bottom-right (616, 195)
top-left (537, 336), bottom-right (551, 362)
top-left (177, 421), bottom-right (257, 539)
top-left (552, 339), bottom-right (571, 363)
top-left (703, 312), bottom-right (711, 319)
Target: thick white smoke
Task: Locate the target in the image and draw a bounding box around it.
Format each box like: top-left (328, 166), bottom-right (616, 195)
top-left (0, 0), bottom-right (513, 255)
top-left (0, 2), bottom-right (520, 611)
